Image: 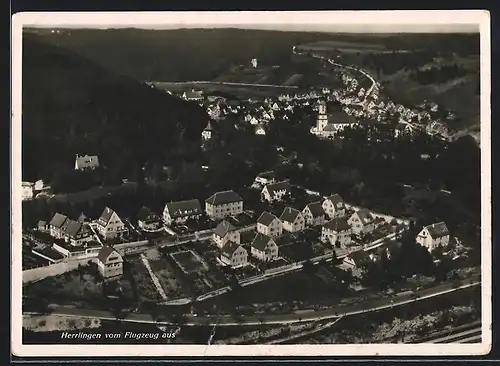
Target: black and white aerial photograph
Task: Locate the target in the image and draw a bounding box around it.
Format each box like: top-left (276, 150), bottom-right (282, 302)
top-left (12, 10), bottom-right (491, 357)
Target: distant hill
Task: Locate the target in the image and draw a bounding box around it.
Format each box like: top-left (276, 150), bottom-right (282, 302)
top-left (21, 33), bottom-right (209, 182)
top-left (23, 28), bottom-right (346, 82)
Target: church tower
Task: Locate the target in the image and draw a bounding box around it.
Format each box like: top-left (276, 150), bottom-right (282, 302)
top-left (316, 101), bottom-right (328, 131)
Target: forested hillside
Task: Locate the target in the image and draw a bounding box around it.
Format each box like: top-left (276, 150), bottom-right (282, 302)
top-left (22, 33), bottom-right (209, 185)
top-left (24, 28), bottom-right (343, 82)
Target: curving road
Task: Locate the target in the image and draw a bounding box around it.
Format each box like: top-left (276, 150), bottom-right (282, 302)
top-left (41, 275), bottom-right (479, 327)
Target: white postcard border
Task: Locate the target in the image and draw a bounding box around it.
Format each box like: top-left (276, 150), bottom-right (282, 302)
top-left (11, 10), bottom-right (492, 357)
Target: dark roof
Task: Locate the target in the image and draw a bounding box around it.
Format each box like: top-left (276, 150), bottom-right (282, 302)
top-left (251, 233), bottom-right (275, 251)
top-left (165, 199), bottom-right (202, 219)
top-left (257, 211), bottom-right (279, 226)
top-left (98, 207), bottom-right (115, 225)
top-left (137, 206), bottom-right (159, 222)
top-left (327, 111), bottom-right (357, 124)
top-left (61, 219), bottom-right (84, 238)
top-left (279, 207), bottom-right (301, 223)
top-left (346, 250), bottom-right (371, 266)
top-left (77, 213), bottom-right (87, 223)
top-left (97, 246), bottom-right (119, 262)
top-left (323, 124), bottom-right (339, 132)
top-left (426, 222), bottom-right (449, 239)
top-left (304, 202), bottom-right (325, 218)
top-left (323, 217), bottom-right (351, 232)
top-left (355, 209), bottom-right (375, 225)
top-left (264, 181), bottom-right (291, 196)
top-left (395, 122), bottom-right (407, 130)
top-left (256, 171), bottom-right (276, 180)
top-left (221, 241), bottom-right (243, 257)
top-left (49, 213), bottom-right (68, 228)
top-left (325, 194), bottom-right (344, 208)
top-left (205, 190), bottom-right (243, 205)
top-left (214, 220), bottom-right (237, 238)
top-left (204, 121), bottom-right (213, 131)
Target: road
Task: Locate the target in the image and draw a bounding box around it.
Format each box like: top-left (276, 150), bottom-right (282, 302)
top-left (41, 275), bottom-right (479, 327)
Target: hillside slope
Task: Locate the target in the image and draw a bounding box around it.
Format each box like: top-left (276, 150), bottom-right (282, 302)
top-left (21, 33), bottom-right (209, 182)
top-left (24, 28), bottom-right (344, 82)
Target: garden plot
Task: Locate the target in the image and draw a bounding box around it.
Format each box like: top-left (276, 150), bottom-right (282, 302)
top-left (171, 250), bottom-right (209, 274)
top-left (145, 249), bottom-right (189, 300)
top-left (126, 256), bottom-right (163, 304)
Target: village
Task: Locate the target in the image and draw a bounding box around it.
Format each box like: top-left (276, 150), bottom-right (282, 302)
top-left (22, 51), bottom-right (474, 319)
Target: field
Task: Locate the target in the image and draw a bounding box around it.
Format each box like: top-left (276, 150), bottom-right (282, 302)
top-left (297, 40), bottom-right (387, 53)
top-left (151, 81), bottom-right (296, 99)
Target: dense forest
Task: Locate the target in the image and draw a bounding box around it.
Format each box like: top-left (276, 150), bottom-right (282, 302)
top-left (22, 33), bottom-right (209, 184)
top-left (25, 28), bottom-right (345, 82)
top-left (409, 64), bottom-right (468, 85)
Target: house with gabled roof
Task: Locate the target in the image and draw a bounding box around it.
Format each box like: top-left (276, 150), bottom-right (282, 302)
top-left (261, 181), bottom-right (291, 202)
top-left (137, 206), bottom-right (162, 231)
top-left (163, 199), bottom-right (202, 225)
top-left (416, 222), bottom-right (450, 252)
top-left (343, 250), bottom-right (372, 269)
top-left (302, 201), bottom-right (326, 227)
top-left (213, 220), bottom-right (240, 248)
top-left (202, 120), bottom-right (214, 140)
top-left (97, 246), bottom-right (123, 279)
top-left (220, 241), bottom-right (248, 268)
top-left (279, 207), bottom-right (305, 233)
top-left (205, 190), bottom-right (243, 219)
top-left (96, 207), bottom-right (128, 239)
top-left (322, 194), bottom-right (346, 219)
top-left (182, 90), bottom-right (204, 102)
top-left (256, 211), bottom-right (282, 237)
top-left (321, 217), bottom-right (352, 248)
top-left (61, 219), bottom-right (93, 246)
top-left (49, 213), bottom-right (69, 239)
top-left (75, 154), bottom-right (100, 171)
top-left (251, 233), bottom-right (279, 262)
top-left (347, 209), bottom-right (382, 236)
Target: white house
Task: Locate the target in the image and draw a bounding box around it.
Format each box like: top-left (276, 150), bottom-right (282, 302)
top-left (302, 201), bottom-right (326, 227)
top-left (137, 206), bottom-right (162, 231)
top-left (347, 209), bottom-right (384, 236)
top-left (22, 182), bottom-right (34, 201)
top-left (60, 219), bottom-right (94, 246)
top-left (49, 213), bottom-right (69, 239)
top-left (416, 222), bottom-right (450, 252)
top-left (163, 199), bottom-right (202, 225)
top-left (255, 124), bottom-right (266, 136)
top-left (75, 154), bottom-right (100, 170)
top-left (182, 90), bottom-right (204, 102)
top-left (202, 121), bottom-right (214, 140)
top-left (213, 220), bottom-right (241, 248)
top-left (205, 190), bottom-right (243, 219)
top-left (256, 211), bottom-right (283, 237)
top-left (251, 233), bottom-right (279, 262)
top-left (322, 194), bottom-right (346, 219)
top-left (220, 241), bottom-right (248, 268)
top-left (97, 246), bottom-right (123, 279)
top-left (95, 207), bottom-right (128, 239)
top-left (279, 207), bottom-right (305, 233)
top-left (261, 181), bottom-right (291, 202)
top-left (321, 218), bottom-right (352, 248)
top-left (253, 171), bottom-right (277, 187)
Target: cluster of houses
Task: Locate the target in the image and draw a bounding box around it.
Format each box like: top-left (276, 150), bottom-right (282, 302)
top-left (36, 208), bottom-right (126, 279)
